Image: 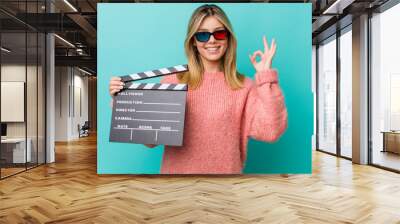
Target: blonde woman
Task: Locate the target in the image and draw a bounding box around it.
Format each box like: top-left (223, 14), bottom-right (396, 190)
top-left (109, 4), bottom-right (288, 174)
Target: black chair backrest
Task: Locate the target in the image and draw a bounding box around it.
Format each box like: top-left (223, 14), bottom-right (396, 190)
top-left (82, 121), bottom-right (90, 129)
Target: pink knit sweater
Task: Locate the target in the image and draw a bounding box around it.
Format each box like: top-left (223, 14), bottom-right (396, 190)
top-left (158, 70), bottom-right (287, 174)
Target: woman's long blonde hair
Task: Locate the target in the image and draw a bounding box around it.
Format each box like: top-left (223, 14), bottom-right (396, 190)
top-left (177, 4), bottom-right (244, 90)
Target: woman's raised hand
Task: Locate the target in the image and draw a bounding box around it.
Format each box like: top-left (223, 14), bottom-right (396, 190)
top-left (109, 76), bottom-right (124, 96)
top-left (249, 36), bottom-right (276, 72)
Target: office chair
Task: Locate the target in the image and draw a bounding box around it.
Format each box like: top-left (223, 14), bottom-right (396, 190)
top-left (79, 121), bottom-right (90, 138)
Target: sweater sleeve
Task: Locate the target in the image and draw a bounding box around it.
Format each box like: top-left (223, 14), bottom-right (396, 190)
top-left (241, 69), bottom-right (288, 160)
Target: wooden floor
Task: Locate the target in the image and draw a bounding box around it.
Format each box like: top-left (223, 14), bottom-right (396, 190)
top-left (1, 163), bottom-right (45, 178)
top-left (0, 167), bottom-right (26, 178)
top-left (1, 134), bottom-right (400, 224)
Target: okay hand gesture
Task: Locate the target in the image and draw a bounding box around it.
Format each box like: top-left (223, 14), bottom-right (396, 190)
top-left (249, 36), bottom-right (277, 72)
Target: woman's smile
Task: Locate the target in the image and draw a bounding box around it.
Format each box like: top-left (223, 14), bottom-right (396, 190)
top-left (204, 45), bottom-right (222, 54)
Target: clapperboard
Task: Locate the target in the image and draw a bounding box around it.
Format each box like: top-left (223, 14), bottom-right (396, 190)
top-left (110, 65), bottom-right (188, 146)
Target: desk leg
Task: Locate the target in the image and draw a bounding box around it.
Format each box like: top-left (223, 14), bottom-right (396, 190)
top-left (382, 133), bottom-right (386, 153)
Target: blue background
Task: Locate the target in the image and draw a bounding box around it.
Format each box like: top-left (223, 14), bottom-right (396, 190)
top-left (97, 3), bottom-right (312, 174)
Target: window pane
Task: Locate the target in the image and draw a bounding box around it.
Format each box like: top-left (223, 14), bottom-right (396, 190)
top-left (38, 32), bottom-right (45, 165)
top-left (1, 30), bottom-right (27, 177)
top-left (340, 28), bottom-right (352, 158)
top-left (27, 31), bottom-right (38, 169)
top-left (371, 3), bottom-right (400, 171)
top-left (318, 37), bottom-right (337, 154)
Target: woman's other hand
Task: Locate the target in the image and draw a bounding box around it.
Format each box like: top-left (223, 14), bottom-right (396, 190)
top-left (109, 76), bottom-right (124, 96)
top-left (249, 36), bottom-right (277, 72)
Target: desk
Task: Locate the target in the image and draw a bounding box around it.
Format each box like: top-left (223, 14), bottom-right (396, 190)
top-left (381, 131), bottom-right (400, 154)
top-left (1, 138), bottom-right (31, 164)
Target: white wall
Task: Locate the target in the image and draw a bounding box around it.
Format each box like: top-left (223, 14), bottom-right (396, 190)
top-left (1, 65), bottom-right (40, 138)
top-left (71, 72), bottom-right (89, 138)
top-left (55, 66), bottom-right (69, 141)
top-left (54, 67), bottom-right (89, 141)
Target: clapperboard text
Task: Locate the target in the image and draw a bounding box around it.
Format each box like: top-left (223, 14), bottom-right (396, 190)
top-left (109, 65), bottom-right (189, 146)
